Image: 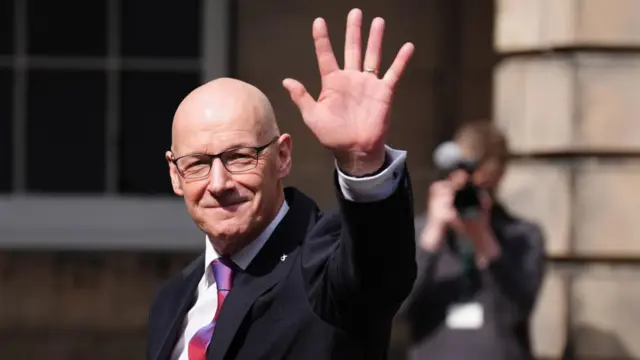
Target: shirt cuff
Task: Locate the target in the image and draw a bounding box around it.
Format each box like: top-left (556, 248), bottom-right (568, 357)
top-left (336, 146), bottom-right (407, 202)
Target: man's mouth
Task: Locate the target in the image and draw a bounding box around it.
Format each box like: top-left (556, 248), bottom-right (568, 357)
top-left (216, 198), bottom-right (249, 209)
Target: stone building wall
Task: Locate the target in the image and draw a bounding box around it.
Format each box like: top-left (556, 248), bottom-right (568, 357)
top-left (494, 0), bottom-right (640, 358)
top-left (0, 252), bottom-right (196, 359)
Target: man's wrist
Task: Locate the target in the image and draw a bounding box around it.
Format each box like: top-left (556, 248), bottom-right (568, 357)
top-left (335, 147), bottom-right (386, 177)
top-left (420, 222), bottom-right (446, 252)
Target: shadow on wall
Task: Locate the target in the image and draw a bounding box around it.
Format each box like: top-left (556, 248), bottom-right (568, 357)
top-left (562, 325), bottom-right (632, 360)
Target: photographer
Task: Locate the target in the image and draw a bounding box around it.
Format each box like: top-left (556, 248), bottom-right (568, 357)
top-left (398, 121), bottom-right (547, 360)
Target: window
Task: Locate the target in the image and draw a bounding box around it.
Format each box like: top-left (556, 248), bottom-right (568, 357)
top-left (26, 70), bottom-right (107, 192)
top-left (28, 0), bottom-right (107, 56)
top-left (1, 0), bottom-right (230, 195)
top-left (119, 71), bottom-right (200, 194)
top-left (121, 0), bottom-right (200, 58)
top-left (0, 0), bottom-right (230, 249)
top-left (0, 0), bottom-right (13, 55)
top-left (0, 70), bottom-right (12, 192)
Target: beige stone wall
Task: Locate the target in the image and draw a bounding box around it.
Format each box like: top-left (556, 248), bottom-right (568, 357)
top-left (495, 0), bottom-right (640, 358)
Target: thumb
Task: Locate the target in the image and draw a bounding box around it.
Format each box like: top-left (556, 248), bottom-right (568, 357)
top-left (282, 78), bottom-right (316, 115)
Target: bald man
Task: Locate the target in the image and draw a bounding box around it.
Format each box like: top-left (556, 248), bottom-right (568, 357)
top-left (147, 9), bottom-right (416, 360)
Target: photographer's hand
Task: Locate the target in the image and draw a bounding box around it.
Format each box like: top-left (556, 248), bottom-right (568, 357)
top-left (422, 171), bottom-right (501, 265)
top-left (451, 192), bottom-right (501, 266)
top-left (419, 180), bottom-right (459, 252)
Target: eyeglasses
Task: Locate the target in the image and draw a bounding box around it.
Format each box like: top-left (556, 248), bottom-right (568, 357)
top-left (171, 137), bottom-right (278, 179)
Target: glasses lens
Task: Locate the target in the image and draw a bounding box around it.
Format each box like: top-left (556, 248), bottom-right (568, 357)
top-left (176, 154), bottom-right (212, 179)
top-left (222, 148), bottom-right (258, 172)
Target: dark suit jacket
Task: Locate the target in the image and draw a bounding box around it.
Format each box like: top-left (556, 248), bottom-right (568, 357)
top-left (399, 204), bottom-right (546, 360)
top-left (147, 171), bottom-right (416, 360)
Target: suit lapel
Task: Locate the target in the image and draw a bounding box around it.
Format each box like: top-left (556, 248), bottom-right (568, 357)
top-left (207, 188), bottom-right (318, 360)
top-left (154, 255), bottom-right (204, 360)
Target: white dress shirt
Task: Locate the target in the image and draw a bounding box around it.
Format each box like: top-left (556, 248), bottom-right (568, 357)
top-left (171, 147), bottom-right (407, 360)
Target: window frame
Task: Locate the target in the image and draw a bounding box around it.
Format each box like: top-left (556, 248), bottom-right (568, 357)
top-left (0, 0), bottom-right (230, 249)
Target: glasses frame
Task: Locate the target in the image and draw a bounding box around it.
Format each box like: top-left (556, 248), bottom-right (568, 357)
top-left (171, 137), bottom-right (279, 179)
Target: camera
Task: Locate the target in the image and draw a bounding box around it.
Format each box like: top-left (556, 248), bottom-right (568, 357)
top-left (433, 141), bottom-right (482, 219)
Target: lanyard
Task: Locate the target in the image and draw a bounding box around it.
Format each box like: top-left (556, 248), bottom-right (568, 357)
top-left (458, 237), bottom-right (477, 275)
top-left (455, 236), bottom-right (479, 301)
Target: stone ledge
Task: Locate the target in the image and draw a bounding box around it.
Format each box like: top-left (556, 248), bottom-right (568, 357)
top-left (498, 159), bottom-right (640, 256)
top-left (495, 0), bottom-right (640, 52)
top-left (498, 160), bottom-right (572, 256)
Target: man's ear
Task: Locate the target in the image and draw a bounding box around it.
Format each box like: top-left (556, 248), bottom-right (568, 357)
top-left (275, 134), bottom-right (293, 180)
top-left (166, 151), bottom-right (184, 196)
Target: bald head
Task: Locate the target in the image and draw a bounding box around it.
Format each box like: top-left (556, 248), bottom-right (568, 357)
top-left (171, 78), bottom-right (279, 154)
top-left (167, 78), bottom-right (292, 256)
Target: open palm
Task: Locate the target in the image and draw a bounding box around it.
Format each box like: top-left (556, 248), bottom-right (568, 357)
top-left (283, 9), bottom-right (414, 162)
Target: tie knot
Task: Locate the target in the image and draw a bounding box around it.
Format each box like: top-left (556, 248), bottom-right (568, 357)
top-left (211, 258), bottom-right (236, 291)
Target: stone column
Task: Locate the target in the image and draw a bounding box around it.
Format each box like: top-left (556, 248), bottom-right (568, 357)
top-left (493, 1), bottom-right (640, 359)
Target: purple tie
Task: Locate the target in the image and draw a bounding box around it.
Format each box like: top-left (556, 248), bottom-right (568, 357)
top-left (187, 258), bottom-right (236, 360)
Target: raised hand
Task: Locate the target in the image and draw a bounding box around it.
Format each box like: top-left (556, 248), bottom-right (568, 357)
top-left (283, 8), bottom-right (414, 176)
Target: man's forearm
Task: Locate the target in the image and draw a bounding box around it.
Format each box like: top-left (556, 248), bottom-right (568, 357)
top-left (336, 168), bottom-right (416, 292)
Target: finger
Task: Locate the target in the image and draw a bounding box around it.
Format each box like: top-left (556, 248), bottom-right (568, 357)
top-left (430, 190), bottom-right (456, 213)
top-left (431, 179), bottom-right (453, 191)
top-left (432, 187), bottom-right (454, 203)
top-left (429, 182), bottom-right (443, 194)
top-left (382, 42), bottom-right (415, 87)
top-left (429, 183), bottom-right (449, 200)
top-left (431, 180), bottom-right (455, 194)
top-left (312, 18), bottom-right (340, 77)
top-left (344, 8), bottom-right (363, 71)
top-left (282, 78), bottom-right (316, 115)
top-left (363, 17), bottom-right (385, 75)
top-left (434, 197), bottom-right (455, 215)
top-left (448, 169), bottom-right (469, 189)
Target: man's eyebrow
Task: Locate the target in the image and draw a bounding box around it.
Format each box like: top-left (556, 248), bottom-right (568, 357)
top-left (180, 142), bottom-right (257, 156)
top-left (225, 142), bottom-right (256, 149)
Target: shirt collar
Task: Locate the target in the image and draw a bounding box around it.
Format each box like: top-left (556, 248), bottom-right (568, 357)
top-left (205, 199), bottom-right (290, 276)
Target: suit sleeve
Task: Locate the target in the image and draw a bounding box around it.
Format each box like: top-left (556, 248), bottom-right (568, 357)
top-left (320, 147), bottom-right (417, 335)
top-left (336, 146), bottom-right (407, 202)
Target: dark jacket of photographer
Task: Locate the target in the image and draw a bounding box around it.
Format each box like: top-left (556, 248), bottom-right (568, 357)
top-left (398, 203), bottom-right (546, 360)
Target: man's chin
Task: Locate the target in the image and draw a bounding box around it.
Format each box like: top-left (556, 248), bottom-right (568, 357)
top-left (201, 218), bottom-right (250, 241)
top-left (204, 225), bottom-right (252, 255)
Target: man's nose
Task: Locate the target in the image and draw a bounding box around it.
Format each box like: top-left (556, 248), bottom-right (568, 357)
top-left (206, 158), bottom-right (234, 194)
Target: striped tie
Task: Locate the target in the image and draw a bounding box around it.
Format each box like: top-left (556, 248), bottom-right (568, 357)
top-left (187, 258), bottom-right (236, 360)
